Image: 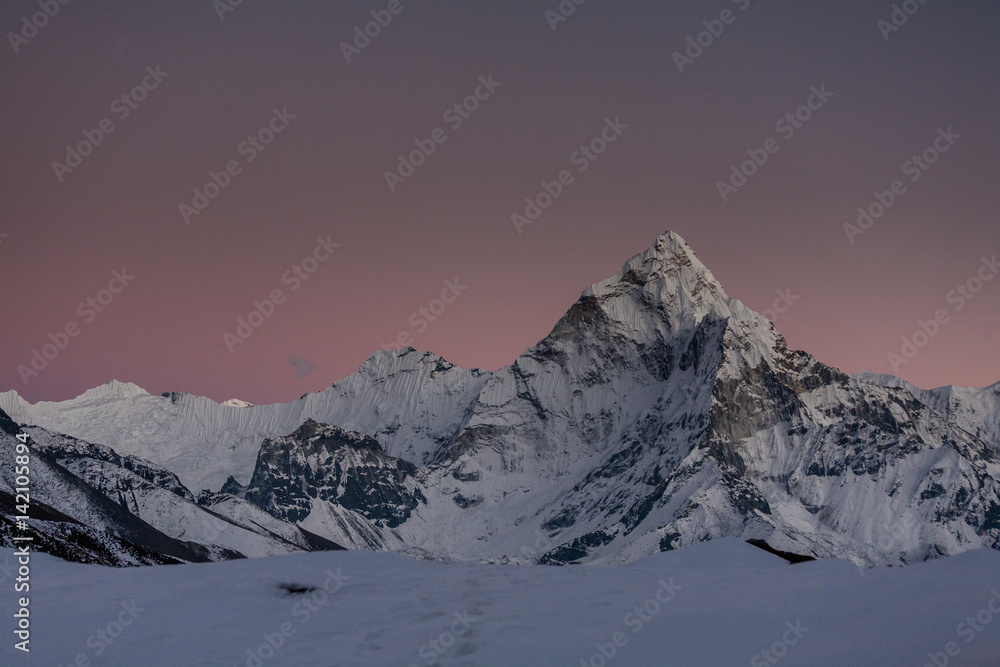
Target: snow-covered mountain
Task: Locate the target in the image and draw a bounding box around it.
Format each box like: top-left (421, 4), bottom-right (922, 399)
top-left (0, 409), bottom-right (342, 564)
top-left (3, 231), bottom-right (998, 567)
top-left (0, 364), bottom-right (488, 497)
top-left (854, 371), bottom-right (1000, 452)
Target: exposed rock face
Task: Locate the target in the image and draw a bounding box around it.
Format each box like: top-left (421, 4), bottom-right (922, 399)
top-left (245, 419), bottom-right (425, 530)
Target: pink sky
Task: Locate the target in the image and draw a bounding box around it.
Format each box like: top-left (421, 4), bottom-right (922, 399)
top-left (1, 0), bottom-right (998, 405)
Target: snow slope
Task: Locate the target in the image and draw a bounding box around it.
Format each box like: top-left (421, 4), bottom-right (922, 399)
top-left (2, 538), bottom-right (999, 666)
top-left (0, 413), bottom-right (342, 564)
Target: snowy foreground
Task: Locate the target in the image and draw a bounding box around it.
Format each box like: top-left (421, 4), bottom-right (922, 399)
top-left (3, 539), bottom-right (1000, 666)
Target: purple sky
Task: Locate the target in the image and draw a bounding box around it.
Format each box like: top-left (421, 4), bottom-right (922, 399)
top-left (2, 0), bottom-right (998, 405)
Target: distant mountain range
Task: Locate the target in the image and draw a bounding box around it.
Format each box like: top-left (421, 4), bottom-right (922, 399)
top-left (3, 232), bottom-right (999, 566)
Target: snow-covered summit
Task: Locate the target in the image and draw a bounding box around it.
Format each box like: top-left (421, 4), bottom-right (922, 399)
top-left (73, 379), bottom-right (150, 401)
top-left (582, 231), bottom-right (731, 327)
top-left (0, 379), bottom-right (149, 410)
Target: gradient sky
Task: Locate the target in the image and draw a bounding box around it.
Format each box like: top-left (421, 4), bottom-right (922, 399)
top-left (2, 0), bottom-right (998, 405)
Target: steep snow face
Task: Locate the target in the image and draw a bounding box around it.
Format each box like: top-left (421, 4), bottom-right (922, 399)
top-left (0, 387), bottom-right (278, 495)
top-left (0, 352), bottom-right (490, 494)
top-left (438, 233), bottom-right (749, 472)
top-left (580, 231), bottom-right (784, 375)
top-left (300, 350), bottom-right (491, 466)
top-left (583, 231), bottom-right (732, 329)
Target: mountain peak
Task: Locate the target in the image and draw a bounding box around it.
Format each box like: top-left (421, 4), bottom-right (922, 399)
top-left (71, 380), bottom-right (149, 404)
top-left (653, 229), bottom-right (695, 256)
top-left (581, 230), bottom-right (731, 325)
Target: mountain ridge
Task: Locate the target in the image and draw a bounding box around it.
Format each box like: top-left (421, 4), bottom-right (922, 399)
top-left (3, 231), bottom-right (998, 567)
